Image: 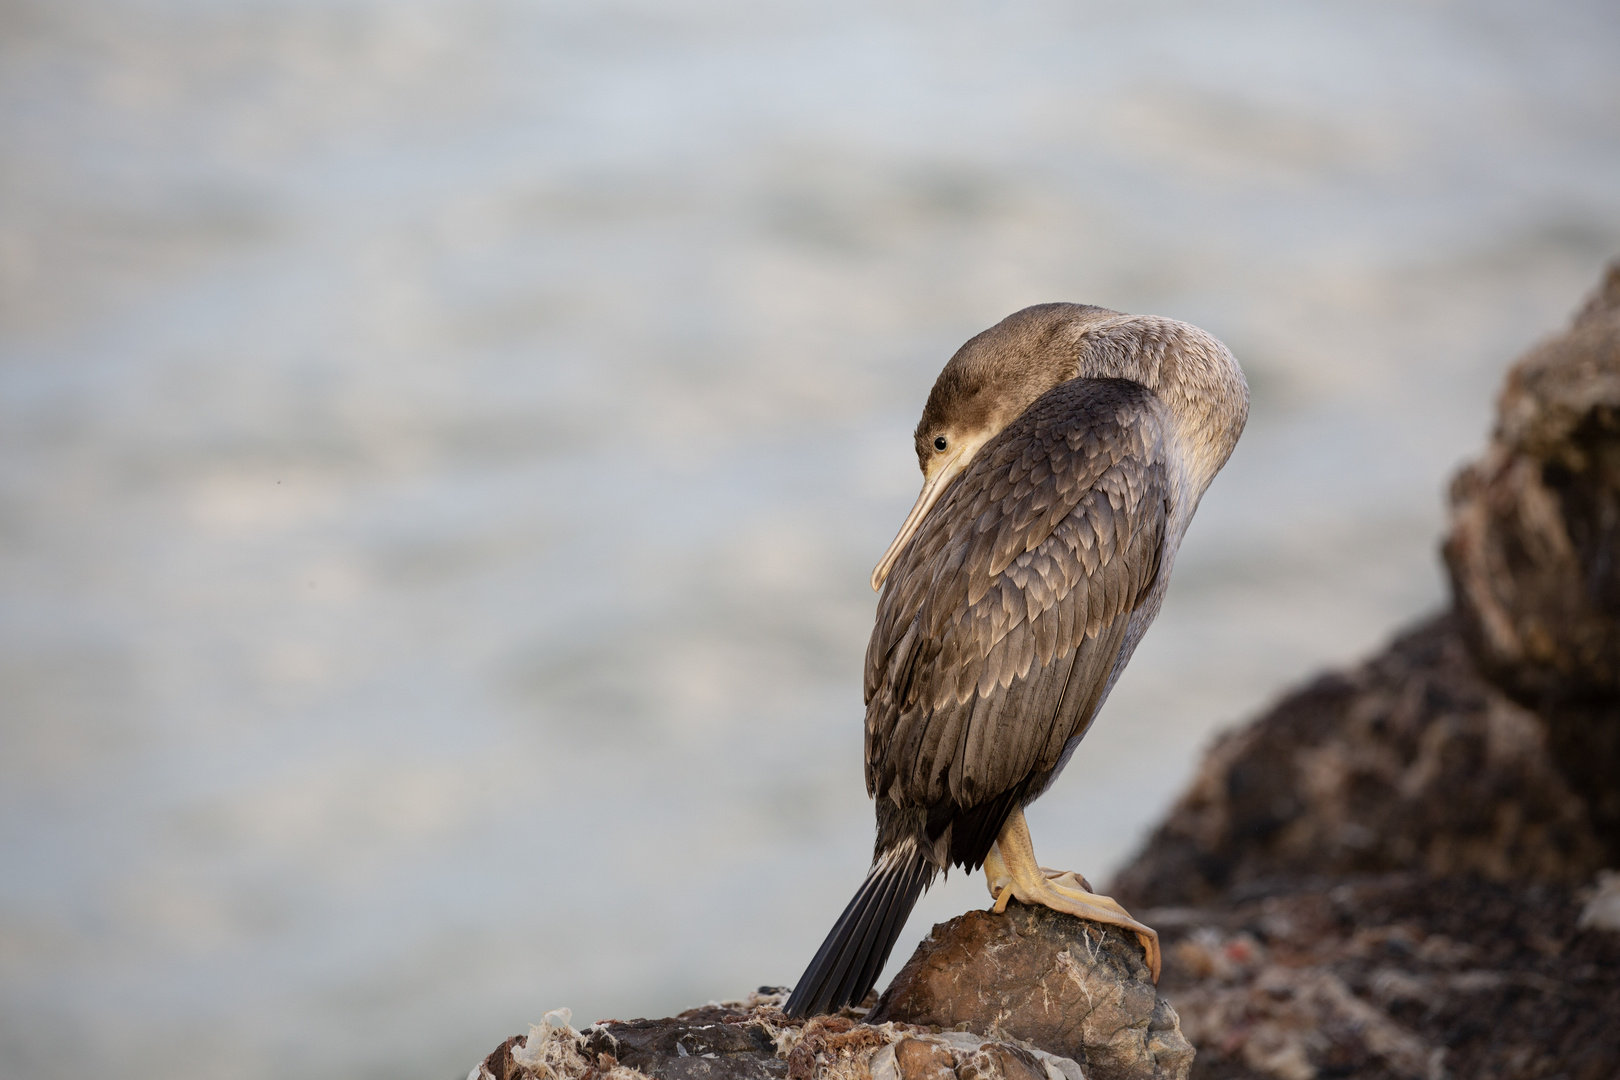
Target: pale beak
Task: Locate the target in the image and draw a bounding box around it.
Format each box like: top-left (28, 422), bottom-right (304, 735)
top-left (871, 450), bottom-right (971, 591)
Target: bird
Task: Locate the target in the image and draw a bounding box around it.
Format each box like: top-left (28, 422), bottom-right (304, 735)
top-left (782, 302), bottom-right (1249, 1018)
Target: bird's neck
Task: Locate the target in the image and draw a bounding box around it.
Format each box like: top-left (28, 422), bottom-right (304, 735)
top-left (1071, 315), bottom-right (1250, 501)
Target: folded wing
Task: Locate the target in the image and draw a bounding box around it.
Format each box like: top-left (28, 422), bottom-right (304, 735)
top-left (864, 377), bottom-right (1171, 869)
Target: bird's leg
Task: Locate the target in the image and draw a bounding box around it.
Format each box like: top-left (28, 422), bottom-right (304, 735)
top-left (983, 843), bottom-right (1015, 912)
top-left (980, 805), bottom-right (1160, 982)
top-left (984, 847), bottom-right (1092, 907)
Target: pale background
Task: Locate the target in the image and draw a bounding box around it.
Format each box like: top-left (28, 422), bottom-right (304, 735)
top-left (2, 1), bottom-right (1619, 1077)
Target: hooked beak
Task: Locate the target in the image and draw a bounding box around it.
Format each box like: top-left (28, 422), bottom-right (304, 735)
top-left (871, 448), bottom-right (972, 592)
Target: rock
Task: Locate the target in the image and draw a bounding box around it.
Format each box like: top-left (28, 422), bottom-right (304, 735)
top-left (1445, 260), bottom-right (1620, 701)
top-left (889, 1036), bottom-right (960, 1080)
top-left (472, 991), bottom-right (1100, 1080)
top-left (1110, 614), bottom-right (1605, 910)
top-left (1443, 259), bottom-right (1620, 860)
top-left (474, 908), bottom-right (1193, 1080)
top-left (1142, 874), bottom-right (1620, 1080)
top-left (1107, 261), bottom-right (1620, 1079)
top-left (583, 1012), bottom-right (788, 1080)
top-left (475, 1006), bottom-right (650, 1080)
top-left (871, 903), bottom-right (1193, 1080)
top-left (868, 1029), bottom-right (1087, 1080)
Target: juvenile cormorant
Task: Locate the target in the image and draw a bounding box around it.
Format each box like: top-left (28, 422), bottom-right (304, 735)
top-left (784, 303), bottom-right (1249, 1017)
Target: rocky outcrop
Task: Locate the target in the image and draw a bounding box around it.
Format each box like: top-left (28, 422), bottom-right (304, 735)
top-left (1145, 874), bottom-right (1620, 1080)
top-left (873, 903), bottom-right (1192, 1080)
top-left (1443, 260), bottom-right (1620, 861)
top-left (470, 989), bottom-right (1117, 1080)
top-left (471, 907), bottom-right (1190, 1080)
top-left (472, 997), bottom-right (799, 1080)
top-left (1445, 261), bottom-right (1620, 704)
top-left (1110, 261), bottom-right (1620, 1079)
top-left (1109, 614), bottom-right (1606, 910)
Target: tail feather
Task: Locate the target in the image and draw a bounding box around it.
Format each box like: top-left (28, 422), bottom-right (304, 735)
top-left (845, 856), bottom-right (918, 1006)
top-left (783, 843), bottom-right (933, 1018)
top-left (831, 861), bottom-right (905, 1009)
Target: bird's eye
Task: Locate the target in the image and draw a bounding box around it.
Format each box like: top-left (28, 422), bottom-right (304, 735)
top-left (933, 436), bottom-right (948, 452)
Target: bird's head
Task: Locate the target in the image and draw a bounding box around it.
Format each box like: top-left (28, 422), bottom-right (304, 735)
top-left (870, 304), bottom-right (1119, 591)
top-left (870, 303), bottom-right (1247, 592)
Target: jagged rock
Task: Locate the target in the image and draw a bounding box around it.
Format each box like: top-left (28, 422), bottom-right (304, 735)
top-left (472, 998), bottom-right (792, 1080)
top-left (1444, 259), bottom-right (1620, 859)
top-left (871, 902), bottom-right (1193, 1080)
top-left (474, 907), bottom-right (1194, 1080)
top-left (583, 1010), bottom-right (788, 1080)
top-left (1113, 262), bottom-right (1620, 912)
top-left (475, 1008), bottom-right (650, 1080)
top-left (868, 1031), bottom-right (1085, 1080)
top-left (1107, 261), bottom-right (1620, 1079)
top-left (472, 993), bottom-right (1099, 1080)
top-left (1142, 874), bottom-right (1620, 1080)
top-left (1110, 614), bottom-right (1605, 910)
top-left (1446, 260), bottom-right (1620, 701)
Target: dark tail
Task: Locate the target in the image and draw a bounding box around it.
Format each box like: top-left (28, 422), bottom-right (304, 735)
top-left (783, 841), bottom-right (933, 1018)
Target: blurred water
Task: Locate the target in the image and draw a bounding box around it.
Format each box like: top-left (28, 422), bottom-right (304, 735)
top-left (1, 0), bottom-right (1618, 1076)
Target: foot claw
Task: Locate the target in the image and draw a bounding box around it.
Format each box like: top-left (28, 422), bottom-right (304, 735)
top-left (1039, 867), bottom-right (1094, 893)
top-left (984, 808), bottom-right (1162, 983)
top-left (1018, 880), bottom-right (1161, 981)
top-left (992, 884), bottom-right (1013, 914)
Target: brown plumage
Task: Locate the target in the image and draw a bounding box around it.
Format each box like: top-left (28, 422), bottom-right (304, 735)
top-left (784, 304), bottom-right (1247, 1018)
top-left (867, 378), bottom-right (1168, 860)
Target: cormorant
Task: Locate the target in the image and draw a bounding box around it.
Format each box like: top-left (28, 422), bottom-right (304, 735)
top-left (784, 303), bottom-right (1249, 1017)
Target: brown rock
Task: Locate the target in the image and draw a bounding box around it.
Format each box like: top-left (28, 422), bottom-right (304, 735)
top-left (1443, 258), bottom-right (1620, 859)
top-left (892, 1038), bottom-right (959, 1080)
top-left (958, 1043), bottom-right (1050, 1080)
top-left (1104, 262), bottom-right (1620, 1080)
top-left (480, 1034), bottom-right (531, 1080)
top-left (1445, 258), bottom-right (1620, 700)
top-left (585, 1013), bottom-right (788, 1080)
top-left (1145, 874), bottom-right (1620, 1080)
top-left (474, 994), bottom-right (1105, 1080)
top-left (872, 902), bottom-right (1193, 1080)
top-left (873, 1031), bottom-right (1089, 1080)
top-left (1110, 614), bottom-right (1605, 910)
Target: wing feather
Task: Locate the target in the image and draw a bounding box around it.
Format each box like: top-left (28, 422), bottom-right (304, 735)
top-left (864, 378), bottom-right (1170, 867)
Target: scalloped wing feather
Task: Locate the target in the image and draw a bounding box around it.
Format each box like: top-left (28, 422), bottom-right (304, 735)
top-left (864, 379), bottom-right (1170, 834)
